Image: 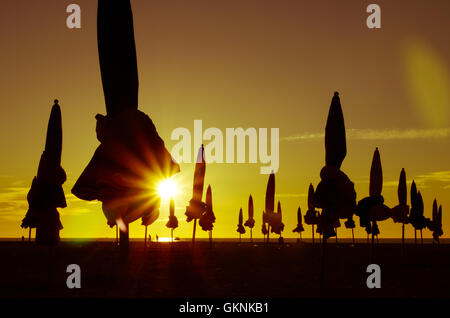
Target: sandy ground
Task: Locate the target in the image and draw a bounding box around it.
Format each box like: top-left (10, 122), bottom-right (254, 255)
top-left (0, 239), bottom-right (449, 298)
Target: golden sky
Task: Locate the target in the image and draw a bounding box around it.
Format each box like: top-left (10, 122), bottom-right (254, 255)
top-left (0, 0), bottom-right (449, 239)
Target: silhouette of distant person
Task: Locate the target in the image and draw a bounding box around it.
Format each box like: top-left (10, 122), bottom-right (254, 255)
top-left (71, 0), bottom-right (179, 249)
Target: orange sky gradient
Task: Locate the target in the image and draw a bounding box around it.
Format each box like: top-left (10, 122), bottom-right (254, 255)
top-left (0, 0), bottom-right (449, 239)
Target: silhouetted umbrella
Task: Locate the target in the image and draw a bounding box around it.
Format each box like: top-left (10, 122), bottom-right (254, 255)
top-left (199, 185), bottom-right (216, 244)
top-left (270, 201), bottom-right (285, 236)
top-left (71, 1), bottom-right (180, 251)
top-left (409, 186), bottom-right (429, 246)
top-left (432, 205), bottom-right (443, 245)
top-left (355, 148), bottom-right (391, 250)
top-left (369, 148), bottom-right (382, 197)
top-left (312, 92), bottom-right (356, 289)
top-left (427, 199), bottom-right (443, 245)
top-left (398, 168), bottom-right (407, 206)
top-left (409, 180), bottom-right (418, 245)
top-left (264, 172), bottom-right (275, 243)
top-left (325, 93), bottom-right (346, 168)
top-left (244, 195), bottom-right (255, 242)
top-left (293, 206), bottom-right (305, 241)
top-left (21, 178), bottom-right (38, 242)
top-left (22, 100), bottom-right (66, 245)
top-left (261, 211), bottom-right (268, 239)
top-left (391, 168), bottom-right (410, 247)
top-left (304, 183), bottom-right (319, 244)
top-left (185, 145), bottom-right (206, 243)
top-left (165, 198), bottom-right (178, 242)
top-left (237, 208), bottom-right (246, 242)
top-left (313, 93), bottom-right (356, 239)
top-left (411, 180), bottom-right (418, 203)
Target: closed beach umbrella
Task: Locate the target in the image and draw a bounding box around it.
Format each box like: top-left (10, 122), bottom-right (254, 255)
top-left (264, 173), bottom-right (275, 243)
top-left (244, 195), bottom-right (256, 241)
top-left (237, 208), bottom-right (246, 242)
top-left (199, 185), bottom-right (216, 243)
top-left (72, 1), bottom-right (180, 251)
top-left (325, 92), bottom-right (346, 168)
top-left (369, 148), bottom-right (382, 197)
top-left (185, 145), bottom-right (207, 243)
top-left (166, 198), bottom-right (178, 241)
top-left (22, 100), bottom-right (66, 245)
top-left (293, 206), bottom-right (305, 240)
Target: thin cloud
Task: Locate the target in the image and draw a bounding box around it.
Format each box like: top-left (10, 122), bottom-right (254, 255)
top-left (283, 128), bottom-right (450, 141)
top-left (414, 171), bottom-right (450, 184)
top-left (357, 171), bottom-right (450, 190)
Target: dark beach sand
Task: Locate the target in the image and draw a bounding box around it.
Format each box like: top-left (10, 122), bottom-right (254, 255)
top-left (1, 239), bottom-right (449, 298)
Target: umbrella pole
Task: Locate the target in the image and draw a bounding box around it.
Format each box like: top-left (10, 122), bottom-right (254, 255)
top-left (335, 228), bottom-right (338, 244)
top-left (420, 230), bottom-right (423, 246)
top-left (312, 225), bottom-right (314, 245)
top-left (115, 225), bottom-right (119, 246)
top-left (250, 228), bottom-right (253, 243)
top-left (352, 228), bottom-right (355, 245)
top-left (267, 225), bottom-right (270, 244)
top-left (209, 230), bottom-right (213, 245)
top-left (402, 224), bottom-right (405, 249)
top-left (144, 226), bottom-right (148, 248)
top-left (192, 219), bottom-right (197, 244)
top-left (171, 228), bottom-right (174, 242)
top-left (319, 236), bottom-right (327, 291)
top-left (239, 233), bottom-right (241, 244)
top-left (119, 222), bottom-right (130, 253)
top-left (414, 230), bottom-right (417, 247)
top-left (28, 228), bottom-right (31, 242)
top-left (371, 222), bottom-right (375, 262)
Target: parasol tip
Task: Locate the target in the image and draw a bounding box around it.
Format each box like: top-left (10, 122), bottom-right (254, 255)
top-left (334, 91), bottom-right (339, 97)
top-left (54, 99), bottom-right (59, 105)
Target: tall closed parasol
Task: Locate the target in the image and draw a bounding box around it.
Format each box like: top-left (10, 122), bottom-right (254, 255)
top-left (22, 100), bottom-right (66, 245)
top-left (244, 195), bottom-right (256, 242)
top-left (185, 145), bottom-right (207, 243)
top-left (72, 0), bottom-right (180, 250)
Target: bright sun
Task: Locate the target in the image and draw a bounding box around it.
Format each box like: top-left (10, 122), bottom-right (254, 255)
top-left (157, 179), bottom-right (178, 199)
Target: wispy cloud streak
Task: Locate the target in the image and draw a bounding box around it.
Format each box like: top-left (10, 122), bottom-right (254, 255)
top-left (356, 171), bottom-right (450, 190)
top-left (283, 128), bottom-right (450, 141)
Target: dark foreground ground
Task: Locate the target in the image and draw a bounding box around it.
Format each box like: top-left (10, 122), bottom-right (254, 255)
top-left (1, 239), bottom-right (449, 298)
